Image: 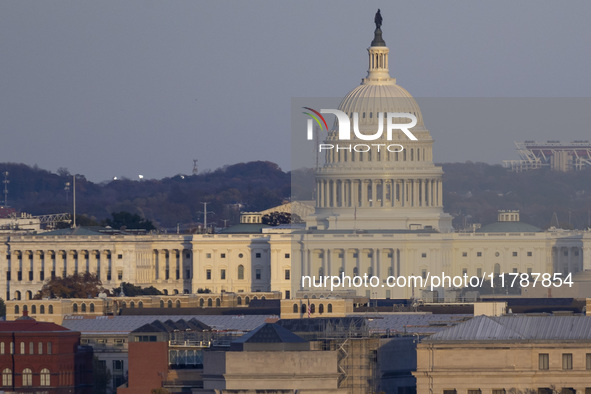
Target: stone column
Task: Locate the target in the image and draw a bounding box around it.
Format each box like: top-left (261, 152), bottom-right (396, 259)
top-left (361, 180), bottom-right (368, 207)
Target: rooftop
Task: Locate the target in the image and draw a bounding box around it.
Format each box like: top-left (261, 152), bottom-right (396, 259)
top-left (427, 315), bottom-right (591, 342)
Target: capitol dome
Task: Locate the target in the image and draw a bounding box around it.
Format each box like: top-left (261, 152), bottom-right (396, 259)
top-left (338, 84), bottom-right (424, 127)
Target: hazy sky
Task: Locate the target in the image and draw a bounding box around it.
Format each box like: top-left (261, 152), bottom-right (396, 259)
top-left (2, 1), bottom-right (591, 182)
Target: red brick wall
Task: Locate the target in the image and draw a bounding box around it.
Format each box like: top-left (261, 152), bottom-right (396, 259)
top-left (119, 342), bottom-right (169, 394)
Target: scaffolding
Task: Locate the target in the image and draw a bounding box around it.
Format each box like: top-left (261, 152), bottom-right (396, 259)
top-left (503, 140), bottom-right (591, 172)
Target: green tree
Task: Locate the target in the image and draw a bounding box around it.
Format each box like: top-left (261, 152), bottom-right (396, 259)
top-left (105, 211), bottom-right (156, 231)
top-left (112, 282), bottom-right (163, 297)
top-left (34, 273), bottom-right (104, 299)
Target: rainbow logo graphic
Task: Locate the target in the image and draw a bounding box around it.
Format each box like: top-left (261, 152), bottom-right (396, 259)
top-left (302, 107), bottom-right (328, 140)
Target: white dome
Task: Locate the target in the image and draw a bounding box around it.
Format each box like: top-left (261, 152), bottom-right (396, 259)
top-left (338, 83), bottom-right (424, 127)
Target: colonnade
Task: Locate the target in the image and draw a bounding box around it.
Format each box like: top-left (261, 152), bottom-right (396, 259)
top-left (316, 178), bottom-right (442, 208)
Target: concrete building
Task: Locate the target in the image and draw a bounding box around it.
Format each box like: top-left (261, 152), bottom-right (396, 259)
top-left (197, 323), bottom-right (346, 394)
top-left (415, 315), bottom-right (591, 393)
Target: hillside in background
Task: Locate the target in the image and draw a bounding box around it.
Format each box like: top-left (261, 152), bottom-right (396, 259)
top-left (1, 161), bottom-right (590, 231)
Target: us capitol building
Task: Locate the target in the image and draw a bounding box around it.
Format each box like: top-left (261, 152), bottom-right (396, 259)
top-left (1, 20), bottom-right (590, 302)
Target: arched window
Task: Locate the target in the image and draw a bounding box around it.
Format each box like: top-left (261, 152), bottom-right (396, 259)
top-left (215, 298), bottom-right (221, 307)
top-left (14, 291), bottom-right (21, 301)
top-left (319, 304), bottom-right (324, 314)
top-left (121, 302), bottom-right (126, 309)
top-left (245, 296), bottom-right (250, 305)
top-left (31, 305), bottom-right (36, 314)
top-left (261, 296), bottom-right (266, 301)
top-left (238, 265), bottom-right (244, 280)
top-left (40, 305), bottom-right (45, 314)
top-left (237, 297), bottom-right (242, 306)
top-left (310, 303), bottom-right (315, 313)
top-left (207, 298), bottom-right (212, 307)
top-left (176, 300), bottom-right (181, 308)
top-left (40, 368), bottom-right (50, 386)
top-left (167, 300), bottom-right (173, 308)
top-left (22, 368), bottom-right (32, 386)
top-left (328, 304), bottom-right (333, 313)
top-left (23, 305), bottom-right (28, 313)
top-left (129, 302), bottom-right (135, 309)
top-left (48, 305), bottom-right (53, 314)
top-left (293, 304), bottom-right (298, 313)
top-left (301, 304), bottom-right (306, 314)
top-left (20, 342), bottom-right (25, 355)
top-left (29, 342), bottom-right (34, 355)
top-left (90, 303), bottom-right (95, 312)
top-left (81, 303), bottom-right (87, 312)
top-left (160, 300), bottom-right (165, 308)
top-left (137, 301), bottom-right (143, 309)
top-left (199, 298), bottom-right (204, 307)
top-left (73, 303), bottom-right (78, 313)
top-left (14, 305), bottom-right (19, 315)
top-left (2, 368), bottom-right (11, 386)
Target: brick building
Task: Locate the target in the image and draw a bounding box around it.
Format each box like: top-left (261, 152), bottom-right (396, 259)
top-left (0, 312), bottom-right (93, 393)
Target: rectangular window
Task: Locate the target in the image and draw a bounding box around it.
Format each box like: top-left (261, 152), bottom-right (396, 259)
top-left (477, 268), bottom-right (482, 277)
top-left (527, 251), bottom-right (533, 256)
top-left (462, 268), bottom-right (468, 276)
top-left (206, 253), bottom-right (212, 258)
top-left (421, 253), bottom-right (427, 258)
top-left (539, 353), bottom-right (549, 370)
top-left (186, 269), bottom-right (191, 279)
top-left (117, 254), bottom-right (123, 259)
top-left (255, 253), bottom-right (261, 258)
top-left (47, 342), bottom-right (52, 355)
top-left (512, 251), bottom-right (518, 256)
top-left (186, 253), bottom-right (190, 258)
top-left (40, 271), bottom-right (44, 281)
top-left (462, 252), bottom-right (467, 257)
top-left (206, 269), bottom-right (211, 280)
top-left (285, 290), bottom-right (290, 299)
top-left (586, 353), bottom-right (591, 370)
top-left (467, 390), bottom-right (481, 394)
top-left (421, 269), bottom-right (427, 279)
top-left (113, 360), bottom-right (123, 371)
top-left (220, 253), bottom-right (226, 258)
top-left (492, 390), bottom-right (506, 394)
top-left (476, 252), bottom-right (482, 257)
top-left (117, 270), bottom-right (123, 280)
top-left (285, 253), bottom-right (290, 258)
top-left (285, 269), bottom-right (290, 280)
top-left (220, 269), bottom-right (226, 280)
top-left (255, 269), bottom-right (261, 280)
top-left (562, 353), bottom-right (573, 370)
top-left (443, 391), bottom-right (457, 394)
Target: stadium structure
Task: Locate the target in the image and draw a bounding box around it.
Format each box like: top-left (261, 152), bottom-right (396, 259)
top-left (503, 140), bottom-right (591, 172)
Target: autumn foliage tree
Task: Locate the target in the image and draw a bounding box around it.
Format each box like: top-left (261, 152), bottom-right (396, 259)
top-left (34, 272), bottom-right (104, 299)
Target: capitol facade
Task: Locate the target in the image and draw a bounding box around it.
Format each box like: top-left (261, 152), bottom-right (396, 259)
top-left (1, 20), bottom-right (591, 303)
